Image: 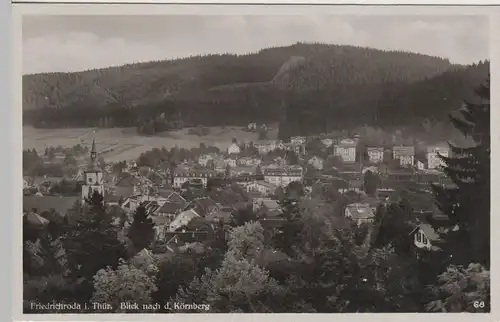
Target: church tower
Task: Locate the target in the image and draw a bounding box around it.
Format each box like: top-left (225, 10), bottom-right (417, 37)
top-left (81, 139), bottom-right (104, 203)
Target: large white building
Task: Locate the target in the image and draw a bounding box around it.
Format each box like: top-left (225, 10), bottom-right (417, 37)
top-left (334, 139), bottom-right (357, 163)
top-left (173, 168), bottom-right (216, 188)
top-left (81, 139), bottom-right (104, 203)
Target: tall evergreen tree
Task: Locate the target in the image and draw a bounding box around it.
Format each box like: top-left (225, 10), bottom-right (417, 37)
top-left (62, 190), bottom-right (127, 301)
top-left (128, 205), bottom-right (155, 251)
top-left (431, 78), bottom-right (490, 267)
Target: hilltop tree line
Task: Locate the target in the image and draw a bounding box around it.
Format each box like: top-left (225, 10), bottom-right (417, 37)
top-left (23, 43), bottom-right (467, 134)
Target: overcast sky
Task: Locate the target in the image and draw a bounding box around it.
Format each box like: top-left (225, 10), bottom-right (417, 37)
top-left (22, 15), bottom-right (489, 75)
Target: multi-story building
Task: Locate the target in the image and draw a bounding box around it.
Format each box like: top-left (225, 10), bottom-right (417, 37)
top-left (173, 167), bottom-right (216, 188)
top-left (334, 139), bottom-right (357, 163)
top-left (263, 165), bottom-right (303, 187)
top-left (427, 146), bottom-right (449, 170)
top-left (392, 146), bottom-right (415, 167)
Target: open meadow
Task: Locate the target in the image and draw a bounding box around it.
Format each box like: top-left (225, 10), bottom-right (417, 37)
top-left (23, 125), bottom-right (279, 162)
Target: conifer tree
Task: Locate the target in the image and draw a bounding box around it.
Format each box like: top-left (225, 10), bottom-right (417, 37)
top-left (62, 190), bottom-right (127, 285)
top-left (128, 205), bottom-right (155, 252)
top-left (431, 77), bottom-right (490, 266)
top-left (274, 195), bottom-right (303, 256)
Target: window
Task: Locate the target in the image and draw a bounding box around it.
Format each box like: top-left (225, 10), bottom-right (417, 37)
top-left (88, 178), bottom-right (93, 183)
top-left (422, 235), bottom-right (428, 245)
top-left (416, 231), bottom-right (422, 242)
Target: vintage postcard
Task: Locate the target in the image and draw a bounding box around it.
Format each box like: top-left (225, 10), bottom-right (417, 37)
top-left (13, 3), bottom-right (496, 320)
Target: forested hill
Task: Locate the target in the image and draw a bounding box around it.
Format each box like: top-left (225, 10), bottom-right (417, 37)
top-left (278, 60), bottom-right (490, 138)
top-left (23, 42), bottom-right (484, 135)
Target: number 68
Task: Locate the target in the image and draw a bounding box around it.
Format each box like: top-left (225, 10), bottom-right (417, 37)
top-left (473, 301), bottom-right (485, 309)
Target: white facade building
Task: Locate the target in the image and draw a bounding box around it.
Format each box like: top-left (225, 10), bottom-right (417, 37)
top-left (334, 139), bottom-right (357, 163)
top-left (427, 146), bottom-right (449, 170)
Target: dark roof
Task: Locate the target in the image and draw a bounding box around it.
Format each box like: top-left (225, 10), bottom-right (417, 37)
top-left (186, 197), bottom-right (219, 217)
top-left (205, 210), bottom-right (233, 224)
top-left (157, 188), bottom-right (175, 198)
top-left (116, 175), bottom-right (140, 187)
top-left (104, 194), bottom-right (122, 203)
top-left (166, 192), bottom-right (186, 203)
top-left (157, 201), bottom-right (185, 215)
top-left (23, 196), bottom-right (79, 217)
top-left (112, 186), bottom-right (134, 199)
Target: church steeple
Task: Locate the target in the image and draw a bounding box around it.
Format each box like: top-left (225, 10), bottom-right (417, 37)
top-left (88, 139), bottom-right (98, 171)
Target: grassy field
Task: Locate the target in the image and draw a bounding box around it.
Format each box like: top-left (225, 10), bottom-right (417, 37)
top-left (23, 125), bottom-right (279, 162)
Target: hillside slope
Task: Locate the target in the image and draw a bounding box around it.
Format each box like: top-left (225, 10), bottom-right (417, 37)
top-left (278, 61), bottom-right (490, 138)
top-left (23, 42), bottom-right (473, 134)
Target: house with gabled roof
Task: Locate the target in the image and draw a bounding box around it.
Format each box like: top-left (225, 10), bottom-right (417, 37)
top-left (344, 203), bottom-right (375, 226)
top-left (409, 223), bottom-right (445, 252)
top-left (166, 191), bottom-right (186, 203)
top-left (184, 197), bottom-right (220, 217)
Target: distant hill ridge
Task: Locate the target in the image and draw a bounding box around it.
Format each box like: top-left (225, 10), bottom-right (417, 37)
top-left (22, 42), bottom-right (488, 136)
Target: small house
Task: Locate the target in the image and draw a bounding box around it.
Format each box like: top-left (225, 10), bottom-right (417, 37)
top-left (410, 223), bottom-right (445, 251)
top-left (344, 203), bottom-right (375, 226)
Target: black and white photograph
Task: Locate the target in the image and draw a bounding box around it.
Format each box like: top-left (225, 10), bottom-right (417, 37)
top-left (20, 10), bottom-right (490, 314)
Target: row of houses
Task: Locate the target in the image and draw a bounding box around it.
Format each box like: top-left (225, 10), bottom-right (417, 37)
top-left (333, 139), bottom-right (450, 170)
top-left (226, 136), bottom-right (307, 156)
